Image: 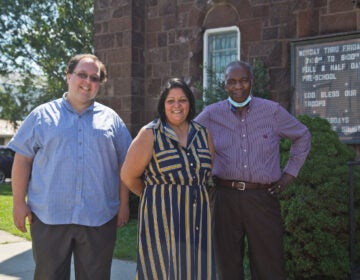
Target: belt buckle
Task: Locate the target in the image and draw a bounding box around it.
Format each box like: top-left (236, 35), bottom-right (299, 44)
top-left (232, 181), bottom-right (246, 191)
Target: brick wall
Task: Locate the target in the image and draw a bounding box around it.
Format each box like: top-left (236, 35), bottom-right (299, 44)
top-left (94, 0), bottom-right (359, 136)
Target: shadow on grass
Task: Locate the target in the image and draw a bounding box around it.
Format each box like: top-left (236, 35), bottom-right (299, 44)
top-left (0, 183), bottom-right (12, 196)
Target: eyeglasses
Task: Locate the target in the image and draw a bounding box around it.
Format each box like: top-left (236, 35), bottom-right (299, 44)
top-left (73, 71), bottom-right (101, 83)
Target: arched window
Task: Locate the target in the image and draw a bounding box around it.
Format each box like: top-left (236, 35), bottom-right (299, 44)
top-left (203, 26), bottom-right (240, 88)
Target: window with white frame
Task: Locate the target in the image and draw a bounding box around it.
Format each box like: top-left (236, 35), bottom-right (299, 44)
top-left (203, 26), bottom-right (240, 88)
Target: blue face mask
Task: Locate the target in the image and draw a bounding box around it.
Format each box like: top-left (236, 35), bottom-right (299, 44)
top-left (228, 95), bottom-right (252, 108)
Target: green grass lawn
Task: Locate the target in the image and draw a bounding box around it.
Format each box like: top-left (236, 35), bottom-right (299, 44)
top-left (0, 182), bottom-right (138, 262)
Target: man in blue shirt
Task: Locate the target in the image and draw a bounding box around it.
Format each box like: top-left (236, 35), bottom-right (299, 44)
top-left (8, 54), bottom-right (132, 279)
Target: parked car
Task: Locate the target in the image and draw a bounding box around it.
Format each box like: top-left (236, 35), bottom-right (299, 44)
top-left (0, 146), bottom-right (15, 183)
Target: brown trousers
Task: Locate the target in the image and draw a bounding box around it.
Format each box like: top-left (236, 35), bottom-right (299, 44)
top-left (212, 186), bottom-right (286, 280)
top-left (30, 214), bottom-right (117, 280)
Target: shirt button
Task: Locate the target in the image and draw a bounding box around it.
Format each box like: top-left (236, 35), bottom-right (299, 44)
top-left (244, 165), bottom-right (248, 168)
top-left (190, 163), bottom-right (193, 166)
top-left (196, 227), bottom-right (199, 230)
top-left (242, 134), bottom-right (246, 137)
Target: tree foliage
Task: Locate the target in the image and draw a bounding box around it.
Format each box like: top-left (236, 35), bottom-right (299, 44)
top-left (0, 0), bottom-right (94, 125)
top-left (252, 58), bottom-right (270, 99)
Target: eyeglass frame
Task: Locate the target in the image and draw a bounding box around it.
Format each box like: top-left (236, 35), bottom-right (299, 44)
top-left (72, 71), bottom-right (101, 83)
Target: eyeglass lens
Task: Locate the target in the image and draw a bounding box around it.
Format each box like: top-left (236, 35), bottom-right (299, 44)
top-left (74, 72), bottom-right (100, 83)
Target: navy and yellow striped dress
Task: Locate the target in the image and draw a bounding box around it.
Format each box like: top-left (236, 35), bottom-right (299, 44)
top-left (136, 118), bottom-right (215, 280)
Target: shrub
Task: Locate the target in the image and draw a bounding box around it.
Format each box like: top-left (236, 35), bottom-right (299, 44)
top-left (280, 115), bottom-right (360, 279)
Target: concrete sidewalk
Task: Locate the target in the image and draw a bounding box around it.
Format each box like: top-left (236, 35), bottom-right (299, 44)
top-left (0, 230), bottom-right (136, 279)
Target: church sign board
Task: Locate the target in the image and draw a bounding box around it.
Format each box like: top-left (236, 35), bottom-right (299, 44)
top-left (291, 33), bottom-right (360, 144)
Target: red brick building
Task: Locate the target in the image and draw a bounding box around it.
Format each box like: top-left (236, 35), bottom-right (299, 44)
top-left (94, 0), bottom-right (360, 150)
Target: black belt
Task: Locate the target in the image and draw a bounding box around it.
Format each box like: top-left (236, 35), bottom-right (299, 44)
top-left (214, 177), bottom-right (271, 191)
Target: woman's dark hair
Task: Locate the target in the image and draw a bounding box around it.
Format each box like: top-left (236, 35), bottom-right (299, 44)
top-left (157, 78), bottom-right (196, 123)
top-left (66, 53), bottom-right (107, 83)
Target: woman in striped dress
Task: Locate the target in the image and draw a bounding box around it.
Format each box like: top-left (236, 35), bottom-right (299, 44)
top-left (121, 78), bottom-right (216, 280)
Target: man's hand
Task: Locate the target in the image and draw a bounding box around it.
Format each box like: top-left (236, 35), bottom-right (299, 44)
top-left (268, 173), bottom-right (294, 196)
top-left (13, 202), bottom-right (32, 233)
top-left (117, 203), bottom-right (130, 228)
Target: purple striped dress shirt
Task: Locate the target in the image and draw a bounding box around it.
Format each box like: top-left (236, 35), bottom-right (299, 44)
top-left (194, 97), bottom-right (311, 184)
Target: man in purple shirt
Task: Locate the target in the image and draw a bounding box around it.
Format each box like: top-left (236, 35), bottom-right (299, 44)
top-left (195, 60), bottom-right (311, 279)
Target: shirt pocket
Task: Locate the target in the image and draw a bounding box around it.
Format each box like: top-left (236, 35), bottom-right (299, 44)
top-left (90, 128), bottom-right (115, 153)
top-left (156, 149), bottom-right (183, 173)
top-left (92, 127), bottom-right (113, 140)
top-left (252, 127), bottom-right (277, 158)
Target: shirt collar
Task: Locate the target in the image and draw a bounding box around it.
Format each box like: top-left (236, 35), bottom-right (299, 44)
top-left (228, 98), bottom-right (253, 113)
top-left (62, 92), bottom-right (95, 115)
top-left (152, 118), bottom-right (201, 148)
